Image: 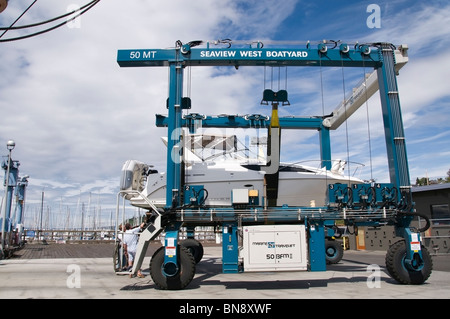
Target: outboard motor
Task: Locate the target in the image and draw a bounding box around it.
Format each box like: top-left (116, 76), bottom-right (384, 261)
top-left (120, 160), bottom-right (151, 199)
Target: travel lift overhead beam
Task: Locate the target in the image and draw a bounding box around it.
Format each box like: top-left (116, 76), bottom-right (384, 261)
top-left (116, 40), bottom-right (431, 289)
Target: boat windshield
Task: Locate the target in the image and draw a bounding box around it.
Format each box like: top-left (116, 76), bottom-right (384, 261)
top-left (184, 134), bottom-right (264, 164)
top-left (165, 134), bottom-right (364, 178)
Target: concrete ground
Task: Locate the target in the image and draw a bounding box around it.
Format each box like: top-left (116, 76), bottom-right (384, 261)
top-left (0, 243), bottom-right (449, 302)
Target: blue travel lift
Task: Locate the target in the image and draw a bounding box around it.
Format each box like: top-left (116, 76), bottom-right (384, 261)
top-left (114, 40), bottom-right (432, 289)
top-left (1, 140), bottom-right (29, 259)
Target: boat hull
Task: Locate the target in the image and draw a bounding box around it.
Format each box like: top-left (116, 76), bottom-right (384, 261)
top-left (129, 162), bottom-right (362, 208)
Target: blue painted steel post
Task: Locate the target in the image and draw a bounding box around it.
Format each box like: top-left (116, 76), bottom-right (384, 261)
top-left (376, 44), bottom-right (416, 247)
top-left (1, 157), bottom-right (18, 233)
top-left (222, 222), bottom-right (239, 273)
top-left (319, 126), bottom-right (331, 170)
top-left (163, 222), bottom-right (182, 276)
top-left (14, 176), bottom-right (28, 246)
top-left (308, 220), bottom-right (327, 271)
top-left (376, 43), bottom-right (410, 190)
top-left (165, 61), bottom-right (184, 209)
top-left (14, 176), bottom-right (28, 227)
top-left (398, 227), bottom-right (424, 271)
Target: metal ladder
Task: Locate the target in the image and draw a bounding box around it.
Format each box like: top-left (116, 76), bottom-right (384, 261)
top-left (129, 212), bottom-right (163, 275)
top-left (115, 190), bottom-right (164, 276)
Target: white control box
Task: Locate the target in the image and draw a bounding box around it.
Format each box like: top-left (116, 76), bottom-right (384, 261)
top-left (242, 225), bottom-right (308, 272)
top-left (231, 188), bottom-right (249, 204)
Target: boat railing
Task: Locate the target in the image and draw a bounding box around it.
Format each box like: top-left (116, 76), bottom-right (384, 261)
top-left (177, 206), bottom-right (398, 225)
top-left (115, 190), bottom-right (162, 244)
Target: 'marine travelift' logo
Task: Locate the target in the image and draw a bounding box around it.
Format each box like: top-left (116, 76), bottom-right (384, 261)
top-left (252, 242), bottom-right (296, 248)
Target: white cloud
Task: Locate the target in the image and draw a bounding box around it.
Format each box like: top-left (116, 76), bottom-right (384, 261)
top-left (1, 0), bottom-right (449, 228)
top-left (0, 0), bottom-right (302, 226)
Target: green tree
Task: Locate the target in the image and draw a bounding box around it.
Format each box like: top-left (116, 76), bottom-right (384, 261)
top-left (415, 177), bottom-right (428, 186)
top-left (415, 169), bottom-right (450, 185)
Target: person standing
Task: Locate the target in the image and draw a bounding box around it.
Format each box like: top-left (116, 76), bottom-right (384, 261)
top-left (122, 222), bottom-right (145, 278)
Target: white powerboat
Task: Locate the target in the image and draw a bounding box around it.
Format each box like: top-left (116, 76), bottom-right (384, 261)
top-left (122, 134), bottom-right (364, 209)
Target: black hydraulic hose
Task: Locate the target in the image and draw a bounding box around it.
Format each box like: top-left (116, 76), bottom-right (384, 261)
top-left (369, 187), bottom-right (376, 206)
top-left (179, 187), bottom-right (209, 208)
top-left (398, 210), bottom-right (431, 233)
top-left (344, 186), bottom-right (353, 208)
top-left (198, 188), bottom-right (209, 206)
top-left (332, 225), bottom-right (343, 238)
top-left (395, 188), bottom-right (430, 232)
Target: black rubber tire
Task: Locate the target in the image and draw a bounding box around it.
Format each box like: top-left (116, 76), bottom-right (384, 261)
top-left (385, 240), bottom-right (433, 285)
top-left (325, 240), bottom-right (344, 264)
top-left (180, 238), bottom-right (204, 264)
top-left (150, 245), bottom-right (196, 290)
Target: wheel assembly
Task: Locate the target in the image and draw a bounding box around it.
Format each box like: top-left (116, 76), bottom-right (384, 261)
top-left (385, 240), bottom-right (432, 285)
top-left (150, 245), bottom-right (196, 290)
top-left (180, 238), bottom-right (204, 264)
top-left (325, 240), bottom-right (344, 264)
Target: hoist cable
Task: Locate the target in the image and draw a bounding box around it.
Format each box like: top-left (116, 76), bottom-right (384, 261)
top-left (285, 66), bottom-right (288, 92)
top-left (277, 67), bottom-right (280, 91)
top-left (0, 0), bottom-right (100, 42)
top-left (263, 66), bottom-right (266, 90)
top-left (319, 58), bottom-right (326, 121)
top-left (362, 61), bottom-right (374, 181)
top-left (270, 67), bottom-right (273, 90)
top-left (318, 54), bottom-right (329, 187)
top-left (187, 65), bottom-right (192, 99)
top-left (340, 59), bottom-right (352, 184)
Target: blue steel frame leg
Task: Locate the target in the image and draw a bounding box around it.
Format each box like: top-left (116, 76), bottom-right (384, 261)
top-left (165, 61), bottom-right (184, 209)
top-left (319, 126), bottom-right (332, 170)
top-left (185, 226), bottom-right (195, 239)
top-left (222, 222), bottom-right (239, 273)
top-left (377, 43), bottom-right (410, 190)
top-left (396, 222), bottom-right (424, 271)
top-left (1, 159), bottom-right (19, 234)
top-left (309, 220), bottom-right (327, 271)
top-left (163, 222), bottom-right (183, 277)
top-left (378, 43), bottom-right (426, 272)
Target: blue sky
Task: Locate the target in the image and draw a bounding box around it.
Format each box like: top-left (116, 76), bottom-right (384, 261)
top-left (0, 0), bottom-right (449, 229)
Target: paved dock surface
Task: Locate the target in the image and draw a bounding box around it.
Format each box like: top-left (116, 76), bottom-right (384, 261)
top-left (10, 241), bottom-right (156, 259)
top-left (1, 242), bottom-right (449, 303)
top-left (10, 242), bottom-right (120, 259)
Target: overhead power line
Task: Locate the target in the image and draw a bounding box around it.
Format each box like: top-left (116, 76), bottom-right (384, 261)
top-left (0, 0), bottom-right (101, 42)
top-left (0, 0), bottom-right (37, 39)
